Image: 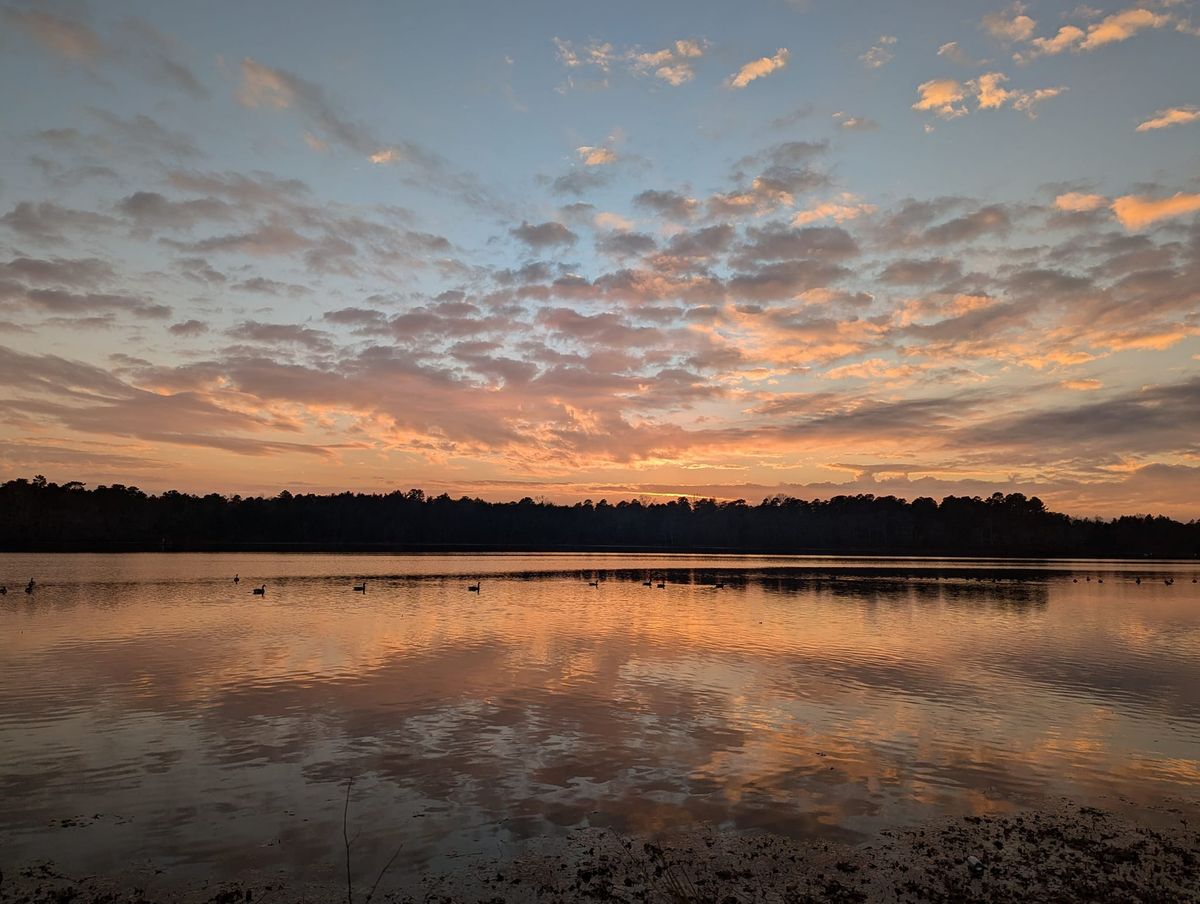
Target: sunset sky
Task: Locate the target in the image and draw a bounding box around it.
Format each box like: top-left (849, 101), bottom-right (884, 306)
top-left (1, 0), bottom-right (1198, 516)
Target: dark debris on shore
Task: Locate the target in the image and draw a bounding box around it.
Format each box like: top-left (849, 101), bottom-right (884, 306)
top-left (3, 804), bottom-right (1197, 904)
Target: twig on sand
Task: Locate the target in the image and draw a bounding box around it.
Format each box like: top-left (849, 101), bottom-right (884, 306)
top-left (364, 845), bottom-right (404, 904)
top-left (343, 778), bottom-right (354, 904)
top-left (342, 776), bottom-right (405, 904)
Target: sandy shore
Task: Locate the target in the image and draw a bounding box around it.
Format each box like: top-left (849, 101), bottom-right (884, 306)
top-left (3, 802), bottom-right (1197, 903)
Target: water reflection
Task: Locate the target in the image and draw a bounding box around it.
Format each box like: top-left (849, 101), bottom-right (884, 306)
top-left (0, 553), bottom-right (1197, 884)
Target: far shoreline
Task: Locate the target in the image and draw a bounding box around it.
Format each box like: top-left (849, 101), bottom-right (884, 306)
top-left (2, 544), bottom-right (1198, 560)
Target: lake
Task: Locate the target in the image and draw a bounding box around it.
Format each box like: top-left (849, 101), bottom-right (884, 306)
top-left (1, 553), bottom-right (1198, 885)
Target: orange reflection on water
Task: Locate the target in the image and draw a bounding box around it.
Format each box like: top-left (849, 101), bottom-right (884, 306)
top-left (0, 553), bottom-right (1197, 882)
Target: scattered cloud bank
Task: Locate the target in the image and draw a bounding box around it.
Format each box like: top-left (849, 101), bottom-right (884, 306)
top-left (3, 2), bottom-right (1198, 514)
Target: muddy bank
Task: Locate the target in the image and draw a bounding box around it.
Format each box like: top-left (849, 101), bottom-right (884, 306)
top-left (3, 802), bottom-right (1197, 903)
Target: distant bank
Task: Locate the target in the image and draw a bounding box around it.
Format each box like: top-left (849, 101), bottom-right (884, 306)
top-left (1, 475), bottom-right (1197, 558)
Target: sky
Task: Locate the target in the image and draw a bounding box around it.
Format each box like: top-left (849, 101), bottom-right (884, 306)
top-left (0, 0), bottom-right (1198, 517)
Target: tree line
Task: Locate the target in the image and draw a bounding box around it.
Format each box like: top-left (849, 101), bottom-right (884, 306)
top-left (0, 475), bottom-right (1196, 557)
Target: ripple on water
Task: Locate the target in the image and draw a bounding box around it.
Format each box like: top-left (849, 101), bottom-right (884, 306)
top-left (0, 553), bottom-right (1198, 883)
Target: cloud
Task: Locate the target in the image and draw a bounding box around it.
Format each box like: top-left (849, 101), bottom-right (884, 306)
top-left (1080, 7), bottom-right (1170, 49)
top-left (2, 8), bottom-right (207, 100)
top-left (369, 148), bottom-right (401, 165)
top-left (548, 168), bottom-right (612, 197)
top-left (970, 72), bottom-right (1066, 117)
top-left (912, 79), bottom-right (968, 118)
top-left (707, 141), bottom-right (830, 217)
top-left (628, 38), bottom-right (709, 85)
top-left (634, 190), bottom-right (699, 220)
top-left (116, 191), bottom-right (234, 231)
top-left (0, 201), bottom-right (116, 242)
top-left (594, 211), bottom-right (634, 233)
top-left (832, 112), bottom-right (879, 131)
top-left (859, 35), bottom-right (898, 69)
top-left (878, 257), bottom-right (963, 285)
top-left (1111, 193), bottom-right (1200, 229)
top-left (982, 4), bottom-right (1037, 42)
top-left (1054, 192), bottom-right (1108, 212)
top-left (921, 204), bottom-right (1012, 244)
top-left (1019, 7), bottom-right (1172, 58)
top-left (116, 18), bottom-right (209, 100)
top-left (237, 57), bottom-right (380, 157)
top-left (576, 146), bottom-right (617, 166)
top-left (510, 221), bottom-right (578, 248)
top-left (169, 319), bottom-right (209, 337)
top-left (0, 256), bottom-right (114, 288)
top-left (914, 74), bottom-right (1063, 120)
top-left (597, 232), bottom-right (657, 257)
top-left (2, 7), bottom-right (104, 62)
top-left (792, 195), bottom-right (876, 226)
top-left (728, 48), bottom-right (789, 89)
top-left (1136, 106), bottom-right (1200, 131)
top-left (1027, 25), bottom-right (1086, 55)
top-left (88, 110), bottom-right (204, 159)
top-left (937, 41), bottom-right (983, 66)
top-left (0, 284), bottom-right (170, 320)
top-left (553, 36), bottom-right (707, 89)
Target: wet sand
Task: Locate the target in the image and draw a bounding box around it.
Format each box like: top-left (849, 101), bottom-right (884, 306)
top-left (3, 801), bottom-right (1197, 903)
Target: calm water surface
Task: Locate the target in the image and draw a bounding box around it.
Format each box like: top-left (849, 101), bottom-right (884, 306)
top-left (1, 553), bottom-right (1198, 882)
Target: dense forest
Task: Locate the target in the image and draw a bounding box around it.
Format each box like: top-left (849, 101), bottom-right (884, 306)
top-left (1, 475), bottom-right (1196, 557)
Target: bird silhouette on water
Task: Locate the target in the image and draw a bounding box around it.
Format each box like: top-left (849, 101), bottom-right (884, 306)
top-left (233, 574), bottom-right (239, 584)
top-left (252, 584), bottom-right (266, 596)
top-left (353, 581), bottom-right (367, 593)
top-left (467, 581), bottom-right (481, 593)
top-left (25, 579), bottom-right (35, 594)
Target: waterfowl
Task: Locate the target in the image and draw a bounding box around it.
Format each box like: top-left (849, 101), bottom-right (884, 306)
top-left (588, 580), bottom-right (599, 587)
top-left (233, 574), bottom-right (240, 584)
top-left (712, 582), bottom-right (725, 589)
top-left (467, 581), bottom-right (481, 592)
top-left (252, 584), bottom-right (266, 596)
top-left (642, 580), bottom-right (652, 587)
top-left (656, 581), bottom-right (665, 589)
top-left (353, 581), bottom-right (367, 593)
top-left (25, 579), bottom-right (34, 594)
top-left (0, 586), bottom-right (6, 595)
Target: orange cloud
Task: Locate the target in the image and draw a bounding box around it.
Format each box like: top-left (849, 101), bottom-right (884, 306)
top-left (1111, 192), bottom-right (1200, 229)
top-left (577, 146), bottom-right (617, 166)
top-left (912, 79), bottom-right (967, 118)
top-left (1080, 8), bottom-right (1170, 49)
top-left (791, 195), bottom-right (876, 226)
top-left (1054, 192), bottom-right (1107, 212)
top-left (1136, 106), bottom-right (1200, 131)
top-left (369, 148), bottom-right (400, 165)
top-left (1027, 25), bottom-right (1085, 55)
top-left (969, 72), bottom-right (1066, 117)
top-left (728, 48), bottom-right (789, 89)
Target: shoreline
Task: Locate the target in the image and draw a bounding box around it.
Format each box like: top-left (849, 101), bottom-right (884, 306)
top-left (4, 802), bottom-right (1197, 903)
